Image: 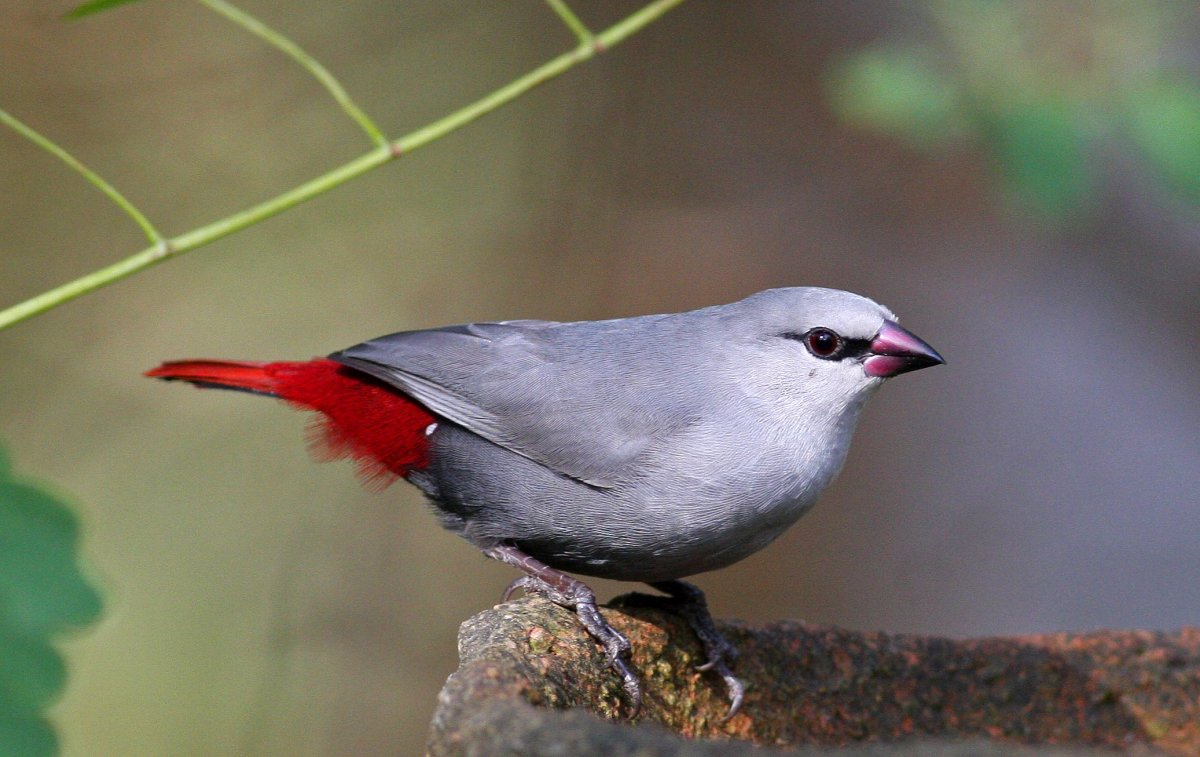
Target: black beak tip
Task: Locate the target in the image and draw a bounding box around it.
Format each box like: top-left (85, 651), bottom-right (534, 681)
top-left (864, 320), bottom-right (945, 378)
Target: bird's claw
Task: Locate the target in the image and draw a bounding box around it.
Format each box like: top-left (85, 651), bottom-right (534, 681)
top-left (605, 639), bottom-right (642, 718)
top-left (577, 594), bottom-right (642, 718)
top-left (710, 657), bottom-right (745, 720)
top-left (695, 633), bottom-right (739, 671)
top-left (501, 575), bottom-right (537, 602)
top-left (488, 547), bottom-right (642, 718)
top-left (692, 634), bottom-right (744, 719)
top-left (650, 579), bottom-right (747, 720)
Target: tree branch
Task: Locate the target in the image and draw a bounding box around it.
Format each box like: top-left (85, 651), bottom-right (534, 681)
top-left (0, 108), bottom-right (163, 245)
top-left (197, 0), bottom-right (388, 147)
top-left (544, 0), bottom-right (595, 47)
top-left (0, 0), bottom-right (687, 332)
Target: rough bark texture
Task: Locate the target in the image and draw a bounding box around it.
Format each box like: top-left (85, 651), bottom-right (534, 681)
top-left (427, 595), bottom-right (1198, 756)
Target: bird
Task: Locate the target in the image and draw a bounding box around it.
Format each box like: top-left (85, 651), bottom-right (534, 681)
top-left (145, 286), bottom-right (943, 718)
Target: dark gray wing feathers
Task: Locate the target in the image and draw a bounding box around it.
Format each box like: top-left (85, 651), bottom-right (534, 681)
top-left (329, 317), bottom-right (697, 488)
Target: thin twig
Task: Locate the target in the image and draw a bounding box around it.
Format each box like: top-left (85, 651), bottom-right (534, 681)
top-left (544, 0), bottom-right (594, 46)
top-left (197, 0), bottom-right (388, 147)
top-left (0, 107), bottom-right (163, 245)
top-left (0, 0), bottom-right (688, 332)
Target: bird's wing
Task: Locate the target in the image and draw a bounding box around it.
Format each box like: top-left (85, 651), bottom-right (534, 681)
top-left (329, 319), bottom-right (699, 488)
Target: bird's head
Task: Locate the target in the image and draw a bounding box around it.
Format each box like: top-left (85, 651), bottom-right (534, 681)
top-left (724, 287), bottom-right (944, 416)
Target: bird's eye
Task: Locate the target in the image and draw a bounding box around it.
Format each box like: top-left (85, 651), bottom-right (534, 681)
top-left (804, 328), bottom-right (842, 358)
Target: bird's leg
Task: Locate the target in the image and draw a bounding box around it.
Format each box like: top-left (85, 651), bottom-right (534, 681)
top-left (485, 543), bottom-right (641, 717)
top-left (649, 579), bottom-right (745, 720)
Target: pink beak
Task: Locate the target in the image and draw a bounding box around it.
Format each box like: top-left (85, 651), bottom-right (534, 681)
top-left (863, 320), bottom-right (945, 378)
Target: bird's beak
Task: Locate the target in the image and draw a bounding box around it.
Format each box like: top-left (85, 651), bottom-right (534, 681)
top-left (863, 320), bottom-right (945, 378)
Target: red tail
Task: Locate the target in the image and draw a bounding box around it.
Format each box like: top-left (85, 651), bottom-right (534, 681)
top-left (146, 359), bottom-right (436, 487)
top-left (145, 359), bottom-right (284, 395)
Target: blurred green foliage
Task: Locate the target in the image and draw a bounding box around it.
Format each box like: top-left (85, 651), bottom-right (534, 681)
top-left (1127, 78), bottom-right (1200, 202)
top-left (65, 0), bottom-right (144, 19)
top-left (826, 0), bottom-right (1200, 220)
top-left (0, 446), bottom-right (103, 757)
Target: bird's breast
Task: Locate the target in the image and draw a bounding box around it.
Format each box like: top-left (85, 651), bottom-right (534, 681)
top-left (590, 427), bottom-right (846, 579)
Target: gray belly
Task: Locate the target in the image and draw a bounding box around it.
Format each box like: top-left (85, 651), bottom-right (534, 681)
top-left (408, 424), bottom-right (819, 582)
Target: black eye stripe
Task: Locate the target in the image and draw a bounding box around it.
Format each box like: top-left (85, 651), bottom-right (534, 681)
top-left (782, 330), bottom-right (872, 361)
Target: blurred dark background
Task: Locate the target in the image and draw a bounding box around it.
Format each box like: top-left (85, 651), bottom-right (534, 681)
top-left (2, 1), bottom-right (1198, 754)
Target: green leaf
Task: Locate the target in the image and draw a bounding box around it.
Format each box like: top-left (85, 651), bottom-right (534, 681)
top-left (0, 479), bottom-right (102, 636)
top-left (825, 46), bottom-right (964, 150)
top-left (0, 630), bottom-right (64, 712)
top-left (65, 0), bottom-right (147, 20)
top-left (1127, 79), bottom-right (1200, 203)
top-left (0, 714), bottom-right (56, 757)
top-left (0, 444), bottom-right (103, 757)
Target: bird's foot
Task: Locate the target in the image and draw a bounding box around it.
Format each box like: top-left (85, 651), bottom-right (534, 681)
top-left (501, 575), bottom-right (537, 602)
top-left (487, 544), bottom-right (641, 718)
top-left (650, 580), bottom-right (746, 720)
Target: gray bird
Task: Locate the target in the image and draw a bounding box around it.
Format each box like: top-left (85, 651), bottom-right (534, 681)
top-left (147, 287), bottom-right (944, 717)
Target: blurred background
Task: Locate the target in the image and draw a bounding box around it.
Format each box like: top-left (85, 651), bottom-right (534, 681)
top-left (2, 0), bottom-right (1199, 754)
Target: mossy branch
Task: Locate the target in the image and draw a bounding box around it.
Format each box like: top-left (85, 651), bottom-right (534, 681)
top-left (0, 0), bottom-right (687, 333)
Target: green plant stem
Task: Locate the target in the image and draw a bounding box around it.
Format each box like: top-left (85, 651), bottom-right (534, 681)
top-left (0, 108), bottom-right (163, 245)
top-left (544, 0), bottom-right (594, 45)
top-left (197, 0), bottom-right (388, 147)
top-left (0, 0), bottom-right (687, 332)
